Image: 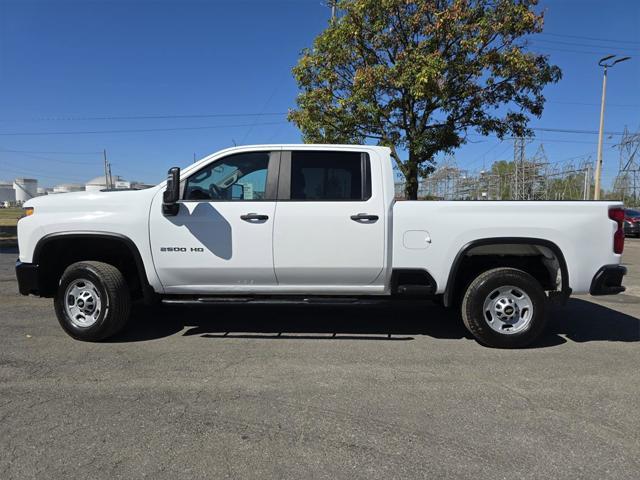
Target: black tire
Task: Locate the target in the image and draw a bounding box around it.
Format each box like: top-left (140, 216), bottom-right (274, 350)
top-left (461, 267), bottom-right (547, 348)
top-left (54, 261), bottom-right (131, 341)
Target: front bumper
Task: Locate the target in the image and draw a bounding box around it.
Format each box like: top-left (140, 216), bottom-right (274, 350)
top-left (590, 265), bottom-right (627, 296)
top-left (15, 261), bottom-right (41, 296)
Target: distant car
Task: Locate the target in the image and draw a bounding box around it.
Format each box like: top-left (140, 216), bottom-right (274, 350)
top-left (624, 209), bottom-right (640, 237)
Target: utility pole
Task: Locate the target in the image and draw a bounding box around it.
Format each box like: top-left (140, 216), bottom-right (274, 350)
top-left (328, 0), bottom-right (337, 21)
top-left (107, 163), bottom-right (113, 189)
top-left (594, 54), bottom-right (631, 200)
top-left (103, 149), bottom-right (109, 190)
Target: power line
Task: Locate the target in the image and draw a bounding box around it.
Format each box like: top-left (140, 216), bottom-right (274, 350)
top-left (240, 75), bottom-right (287, 144)
top-left (466, 141), bottom-right (511, 170)
top-left (466, 133), bottom-right (618, 146)
top-left (0, 163), bottom-right (89, 182)
top-left (528, 44), bottom-right (636, 56)
top-left (545, 100), bottom-right (640, 109)
top-left (531, 38), bottom-right (640, 53)
top-left (0, 112), bottom-right (288, 122)
top-left (0, 150), bottom-right (99, 165)
top-left (539, 32), bottom-right (640, 46)
top-left (530, 127), bottom-right (625, 135)
top-left (0, 148), bottom-right (102, 154)
top-left (507, 138), bottom-right (617, 146)
top-left (0, 123), bottom-right (624, 138)
top-left (0, 121), bottom-right (287, 136)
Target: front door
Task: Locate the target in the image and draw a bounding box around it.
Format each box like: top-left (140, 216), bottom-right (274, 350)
top-left (273, 150), bottom-right (386, 287)
top-left (150, 150), bottom-right (280, 293)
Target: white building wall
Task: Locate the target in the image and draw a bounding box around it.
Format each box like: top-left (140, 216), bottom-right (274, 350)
top-left (13, 178), bottom-right (38, 204)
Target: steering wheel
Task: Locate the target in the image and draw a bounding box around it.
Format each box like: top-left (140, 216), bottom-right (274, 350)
top-left (208, 183), bottom-right (224, 200)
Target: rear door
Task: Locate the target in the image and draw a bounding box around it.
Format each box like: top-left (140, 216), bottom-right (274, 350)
top-left (272, 149), bottom-right (385, 287)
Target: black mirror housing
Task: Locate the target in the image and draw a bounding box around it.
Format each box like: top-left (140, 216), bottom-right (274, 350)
top-left (162, 167), bottom-right (180, 216)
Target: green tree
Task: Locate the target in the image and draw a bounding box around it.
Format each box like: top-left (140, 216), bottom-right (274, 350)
top-left (490, 159), bottom-right (515, 199)
top-left (289, 0), bottom-right (561, 199)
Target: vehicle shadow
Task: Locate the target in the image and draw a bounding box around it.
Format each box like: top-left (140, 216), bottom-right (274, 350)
top-left (110, 302), bottom-right (469, 343)
top-left (109, 297), bottom-right (640, 347)
top-left (548, 297), bottom-right (640, 343)
top-left (168, 202), bottom-right (233, 259)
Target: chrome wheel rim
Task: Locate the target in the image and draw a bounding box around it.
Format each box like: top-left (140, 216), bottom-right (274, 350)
top-left (64, 279), bottom-right (102, 328)
top-left (482, 285), bottom-right (533, 335)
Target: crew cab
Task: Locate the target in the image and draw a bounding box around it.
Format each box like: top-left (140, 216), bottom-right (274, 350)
top-left (15, 145), bottom-right (627, 348)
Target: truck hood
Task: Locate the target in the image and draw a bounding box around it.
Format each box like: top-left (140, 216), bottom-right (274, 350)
top-left (24, 187), bottom-right (161, 211)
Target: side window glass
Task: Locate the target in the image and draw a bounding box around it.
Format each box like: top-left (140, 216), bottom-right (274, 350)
top-left (290, 151), bottom-right (369, 201)
top-left (184, 152), bottom-right (270, 201)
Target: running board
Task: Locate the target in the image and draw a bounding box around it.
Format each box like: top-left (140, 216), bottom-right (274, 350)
top-left (161, 296), bottom-right (390, 306)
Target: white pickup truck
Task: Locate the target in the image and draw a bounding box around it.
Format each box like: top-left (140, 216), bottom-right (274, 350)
top-left (16, 144), bottom-right (627, 347)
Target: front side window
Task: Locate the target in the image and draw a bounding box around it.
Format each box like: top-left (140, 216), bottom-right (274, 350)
top-left (290, 151), bottom-right (370, 201)
top-left (184, 152), bottom-right (270, 201)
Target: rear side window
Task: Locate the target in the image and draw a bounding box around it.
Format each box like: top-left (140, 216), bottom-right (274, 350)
top-left (289, 151), bottom-right (371, 201)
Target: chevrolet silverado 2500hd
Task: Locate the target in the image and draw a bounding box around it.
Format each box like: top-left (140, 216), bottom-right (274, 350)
top-left (15, 145), bottom-right (627, 347)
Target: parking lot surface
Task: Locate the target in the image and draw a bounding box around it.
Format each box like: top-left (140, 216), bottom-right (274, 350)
top-left (1, 242), bottom-right (639, 479)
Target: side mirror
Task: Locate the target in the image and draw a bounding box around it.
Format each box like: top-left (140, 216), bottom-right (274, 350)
top-left (162, 167), bottom-right (180, 216)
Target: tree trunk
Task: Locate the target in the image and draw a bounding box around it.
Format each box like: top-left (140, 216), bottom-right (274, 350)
top-left (404, 156), bottom-right (419, 200)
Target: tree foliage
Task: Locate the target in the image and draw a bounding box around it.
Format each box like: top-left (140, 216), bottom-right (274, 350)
top-left (289, 0), bottom-right (562, 199)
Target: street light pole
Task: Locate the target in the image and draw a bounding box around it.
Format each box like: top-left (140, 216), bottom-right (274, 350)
top-left (594, 63), bottom-right (609, 200)
top-left (593, 55), bottom-right (631, 200)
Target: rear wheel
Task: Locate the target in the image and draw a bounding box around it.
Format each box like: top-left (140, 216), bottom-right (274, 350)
top-left (461, 267), bottom-right (547, 348)
top-left (54, 261), bottom-right (131, 341)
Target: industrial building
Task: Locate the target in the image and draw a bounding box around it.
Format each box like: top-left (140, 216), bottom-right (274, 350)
top-left (0, 181), bottom-right (16, 204)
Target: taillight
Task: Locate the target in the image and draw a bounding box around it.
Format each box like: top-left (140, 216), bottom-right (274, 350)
top-left (609, 208), bottom-right (625, 254)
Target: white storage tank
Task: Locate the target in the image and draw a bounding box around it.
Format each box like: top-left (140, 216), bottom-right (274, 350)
top-left (13, 178), bottom-right (38, 204)
top-left (0, 182), bottom-right (16, 203)
top-left (53, 183), bottom-right (85, 194)
top-left (86, 175), bottom-right (128, 191)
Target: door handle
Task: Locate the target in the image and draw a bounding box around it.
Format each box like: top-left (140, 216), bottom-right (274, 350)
top-left (241, 213), bottom-right (269, 222)
top-left (350, 213), bottom-right (379, 222)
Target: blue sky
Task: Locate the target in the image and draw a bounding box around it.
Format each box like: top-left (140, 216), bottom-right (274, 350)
top-left (0, 0), bottom-right (638, 188)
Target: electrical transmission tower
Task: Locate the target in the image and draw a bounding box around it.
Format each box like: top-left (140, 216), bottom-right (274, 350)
top-left (511, 137), bottom-right (548, 200)
top-left (613, 128), bottom-right (640, 205)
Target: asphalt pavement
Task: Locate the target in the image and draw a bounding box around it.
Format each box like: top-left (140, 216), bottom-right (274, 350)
top-left (1, 242), bottom-right (639, 479)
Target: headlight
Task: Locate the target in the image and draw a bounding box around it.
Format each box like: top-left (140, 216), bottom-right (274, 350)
top-left (22, 207), bottom-right (34, 217)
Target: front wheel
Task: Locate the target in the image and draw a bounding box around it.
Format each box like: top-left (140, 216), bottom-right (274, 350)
top-left (54, 261), bottom-right (131, 341)
top-left (461, 267), bottom-right (547, 348)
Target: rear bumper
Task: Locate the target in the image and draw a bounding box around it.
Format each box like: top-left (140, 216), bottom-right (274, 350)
top-left (15, 261), bottom-right (41, 296)
top-left (590, 265), bottom-right (626, 296)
